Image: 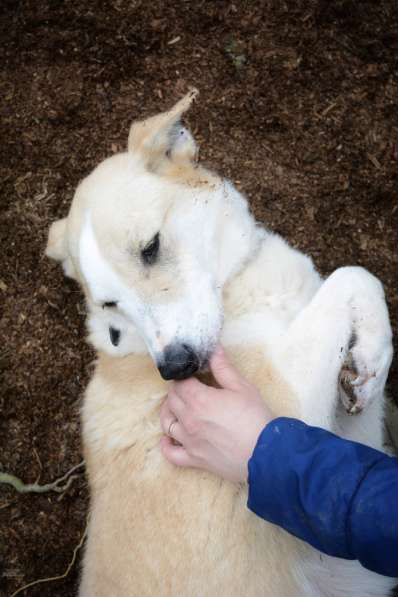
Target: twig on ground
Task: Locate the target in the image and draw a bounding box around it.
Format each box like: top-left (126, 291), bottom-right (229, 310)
top-left (0, 461), bottom-right (85, 494)
top-left (9, 517), bottom-right (89, 597)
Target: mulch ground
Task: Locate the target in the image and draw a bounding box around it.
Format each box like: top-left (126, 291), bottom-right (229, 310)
top-left (1, 1), bottom-right (397, 595)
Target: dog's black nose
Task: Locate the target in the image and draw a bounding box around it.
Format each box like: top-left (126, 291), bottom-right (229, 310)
top-left (158, 343), bottom-right (200, 380)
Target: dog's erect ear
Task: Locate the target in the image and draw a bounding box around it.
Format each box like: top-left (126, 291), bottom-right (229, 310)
top-left (128, 89), bottom-right (199, 173)
top-left (46, 218), bottom-right (77, 279)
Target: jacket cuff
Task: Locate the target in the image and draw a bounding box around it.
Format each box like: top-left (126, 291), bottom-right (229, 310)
top-left (348, 455), bottom-right (398, 577)
top-left (247, 417), bottom-right (383, 558)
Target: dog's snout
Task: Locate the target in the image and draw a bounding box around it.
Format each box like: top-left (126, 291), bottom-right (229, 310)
top-left (158, 343), bottom-right (200, 380)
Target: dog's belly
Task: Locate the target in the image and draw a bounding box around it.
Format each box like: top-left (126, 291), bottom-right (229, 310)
top-left (80, 447), bottom-right (311, 597)
top-left (79, 354), bottom-right (394, 597)
top-left (79, 350), bottom-right (310, 596)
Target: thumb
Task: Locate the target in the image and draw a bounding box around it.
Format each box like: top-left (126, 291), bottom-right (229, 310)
top-left (210, 345), bottom-right (244, 390)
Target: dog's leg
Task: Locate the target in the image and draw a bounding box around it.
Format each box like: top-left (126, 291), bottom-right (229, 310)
top-left (272, 266), bottom-right (393, 441)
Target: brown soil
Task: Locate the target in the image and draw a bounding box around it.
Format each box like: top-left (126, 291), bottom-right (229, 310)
top-left (1, 1), bottom-right (397, 595)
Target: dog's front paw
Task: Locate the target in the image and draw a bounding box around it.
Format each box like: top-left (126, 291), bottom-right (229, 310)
top-left (338, 272), bottom-right (393, 415)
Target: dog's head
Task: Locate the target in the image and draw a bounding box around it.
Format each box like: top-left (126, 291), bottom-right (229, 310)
top-left (46, 90), bottom-right (257, 379)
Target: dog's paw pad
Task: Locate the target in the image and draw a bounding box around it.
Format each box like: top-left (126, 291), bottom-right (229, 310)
top-left (339, 345), bottom-right (384, 415)
top-left (339, 368), bottom-right (361, 415)
top-left (339, 356), bottom-right (376, 415)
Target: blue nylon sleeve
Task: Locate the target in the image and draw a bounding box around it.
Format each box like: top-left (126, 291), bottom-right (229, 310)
top-left (348, 455), bottom-right (398, 576)
top-left (247, 417), bottom-right (398, 577)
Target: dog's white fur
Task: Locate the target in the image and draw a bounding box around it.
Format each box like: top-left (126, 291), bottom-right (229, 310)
top-left (46, 91), bottom-right (395, 596)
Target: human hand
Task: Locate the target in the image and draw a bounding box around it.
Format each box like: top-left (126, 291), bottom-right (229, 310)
top-left (160, 346), bottom-right (274, 483)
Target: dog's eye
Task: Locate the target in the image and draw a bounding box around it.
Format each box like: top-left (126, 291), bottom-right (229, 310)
top-left (102, 301), bottom-right (117, 309)
top-left (141, 233), bottom-right (160, 266)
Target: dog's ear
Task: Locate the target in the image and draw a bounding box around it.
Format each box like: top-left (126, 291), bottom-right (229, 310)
top-left (128, 89), bottom-right (198, 173)
top-left (46, 217), bottom-right (77, 279)
top-left (46, 218), bottom-right (68, 261)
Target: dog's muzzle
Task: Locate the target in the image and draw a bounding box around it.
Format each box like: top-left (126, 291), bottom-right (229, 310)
top-left (157, 343), bottom-right (200, 380)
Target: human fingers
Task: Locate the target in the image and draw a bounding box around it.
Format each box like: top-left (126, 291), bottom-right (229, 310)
top-left (172, 376), bottom-right (211, 405)
top-left (209, 345), bottom-right (245, 391)
top-left (160, 400), bottom-right (186, 445)
top-left (160, 435), bottom-right (197, 468)
top-left (165, 389), bottom-right (186, 419)
top-left (160, 400), bottom-right (178, 434)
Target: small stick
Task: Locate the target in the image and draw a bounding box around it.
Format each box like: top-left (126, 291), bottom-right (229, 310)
top-left (10, 518), bottom-right (89, 597)
top-left (0, 461), bottom-right (85, 494)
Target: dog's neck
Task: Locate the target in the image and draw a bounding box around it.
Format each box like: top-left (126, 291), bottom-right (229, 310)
top-left (222, 227), bottom-right (269, 319)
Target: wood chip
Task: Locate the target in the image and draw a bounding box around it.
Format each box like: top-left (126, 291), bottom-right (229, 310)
top-left (367, 153), bottom-right (381, 169)
top-left (167, 36), bottom-right (181, 45)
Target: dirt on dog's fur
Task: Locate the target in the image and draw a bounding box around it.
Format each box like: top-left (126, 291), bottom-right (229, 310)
top-left (0, 1), bottom-right (397, 595)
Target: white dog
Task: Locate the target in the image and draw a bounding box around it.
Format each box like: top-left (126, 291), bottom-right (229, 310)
top-left (46, 90), bottom-right (395, 596)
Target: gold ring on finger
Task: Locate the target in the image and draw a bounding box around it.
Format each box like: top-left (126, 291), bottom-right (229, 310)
top-left (168, 419), bottom-right (177, 437)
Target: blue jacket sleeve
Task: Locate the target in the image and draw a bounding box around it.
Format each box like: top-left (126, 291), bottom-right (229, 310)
top-left (247, 417), bottom-right (398, 577)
